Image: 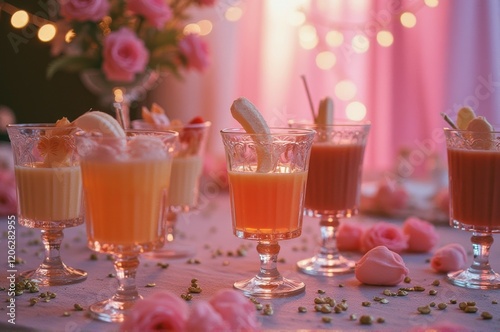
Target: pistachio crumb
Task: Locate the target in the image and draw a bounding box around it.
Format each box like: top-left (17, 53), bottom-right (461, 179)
top-left (481, 311), bottom-right (493, 320)
top-left (431, 279), bottom-right (440, 286)
top-left (404, 276), bottom-right (411, 283)
top-left (437, 303), bottom-right (447, 310)
top-left (322, 316), bottom-right (332, 323)
top-left (298, 306), bottom-right (307, 313)
top-left (417, 305), bottom-right (431, 314)
top-left (359, 315), bottom-right (374, 325)
top-left (376, 317), bottom-right (385, 323)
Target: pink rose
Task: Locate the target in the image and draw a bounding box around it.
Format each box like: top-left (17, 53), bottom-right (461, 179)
top-left (178, 34), bottom-right (210, 72)
top-left (430, 243), bottom-right (467, 273)
top-left (0, 169), bottom-right (17, 216)
top-left (127, 0), bottom-right (172, 29)
top-left (59, 0), bottom-right (110, 22)
top-left (402, 216), bottom-right (439, 253)
top-left (355, 246), bottom-right (409, 286)
top-left (186, 301), bottom-right (231, 332)
top-left (119, 291), bottom-right (189, 332)
top-left (208, 289), bottom-right (260, 331)
top-left (337, 222), bottom-right (364, 252)
top-left (360, 222), bottom-right (408, 253)
top-left (409, 321), bottom-right (470, 332)
top-left (373, 179), bottom-right (409, 215)
top-left (102, 28), bottom-right (149, 82)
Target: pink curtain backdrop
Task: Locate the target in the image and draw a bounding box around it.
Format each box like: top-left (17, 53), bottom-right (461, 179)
top-left (150, 0), bottom-right (500, 179)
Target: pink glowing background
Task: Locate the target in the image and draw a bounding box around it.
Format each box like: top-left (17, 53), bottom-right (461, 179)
top-left (151, 0), bottom-right (500, 178)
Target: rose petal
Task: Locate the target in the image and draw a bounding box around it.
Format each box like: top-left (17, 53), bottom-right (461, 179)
top-left (337, 222), bottom-right (364, 252)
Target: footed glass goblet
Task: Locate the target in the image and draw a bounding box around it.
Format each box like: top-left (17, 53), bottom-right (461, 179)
top-left (221, 128), bottom-right (315, 298)
top-left (7, 124), bottom-right (87, 286)
top-left (289, 121), bottom-right (370, 276)
top-left (76, 129), bottom-right (177, 322)
top-left (444, 126), bottom-right (500, 289)
top-left (132, 119), bottom-right (211, 258)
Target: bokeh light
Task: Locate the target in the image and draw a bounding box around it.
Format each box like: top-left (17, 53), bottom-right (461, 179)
top-left (225, 6), bottom-right (243, 22)
top-left (400, 12), bottom-right (417, 28)
top-left (316, 51), bottom-right (336, 70)
top-left (299, 24), bottom-right (318, 49)
top-left (197, 20), bottom-right (213, 36)
top-left (376, 30), bottom-right (394, 47)
top-left (325, 30), bottom-right (344, 47)
top-left (288, 10), bottom-right (306, 26)
top-left (11, 10), bottom-right (29, 29)
top-left (352, 34), bottom-right (369, 53)
top-left (424, 0), bottom-right (439, 8)
top-left (184, 23), bottom-right (201, 35)
top-left (38, 24), bottom-right (56, 42)
top-left (335, 80), bottom-right (357, 101)
top-left (346, 101), bottom-right (367, 121)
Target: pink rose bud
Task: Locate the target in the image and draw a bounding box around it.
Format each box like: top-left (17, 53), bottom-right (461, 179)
top-left (102, 28), bottom-right (149, 83)
top-left (337, 222), bottom-right (364, 252)
top-left (355, 246), bottom-right (409, 286)
top-left (186, 301), bottom-right (229, 332)
top-left (360, 221), bottom-right (409, 253)
top-left (431, 243), bottom-right (467, 273)
top-left (402, 216), bottom-right (440, 253)
top-left (119, 291), bottom-right (189, 332)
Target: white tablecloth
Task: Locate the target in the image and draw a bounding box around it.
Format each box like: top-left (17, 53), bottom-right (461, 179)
top-left (0, 191), bottom-right (499, 332)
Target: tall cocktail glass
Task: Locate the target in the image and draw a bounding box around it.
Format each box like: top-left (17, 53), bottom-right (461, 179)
top-left (444, 127), bottom-right (500, 289)
top-left (7, 124), bottom-right (87, 286)
top-left (76, 129), bottom-right (177, 322)
top-left (289, 121), bottom-right (370, 276)
top-left (221, 128), bottom-right (315, 298)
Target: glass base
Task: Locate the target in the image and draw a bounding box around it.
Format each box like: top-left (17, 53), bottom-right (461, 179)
top-left (297, 255), bottom-right (355, 276)
top-left (20, 266), bottom-right (87, 286)
top-left (89, 297), bottom-right (141, 323)
top-left (448, 268), bottom-right (500, 290)
top-left (234, 276), bottom-right (305, 299)
top-left (145, 242), bottom-right (195, 259)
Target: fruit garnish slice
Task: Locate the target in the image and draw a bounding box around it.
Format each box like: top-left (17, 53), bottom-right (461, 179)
top-left (73, 111), bottom-right (126, 137)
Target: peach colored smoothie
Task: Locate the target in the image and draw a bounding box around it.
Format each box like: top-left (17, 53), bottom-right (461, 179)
top-left (448, 148), bottom-right (500, 228)
top-left (15, 163), bottom-right (82, 225)
top-left (81, 158), bottom-right (171, 246)
top-left (168, 155), bottom-right (203, 207)
top-left (228, 169), bottom-right (307, 240)
top-left (305, 143), bottom-right (365, 213)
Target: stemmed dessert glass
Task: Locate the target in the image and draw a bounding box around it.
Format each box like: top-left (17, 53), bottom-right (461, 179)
top-left (444, 126), bottom-right (500, 289)
top-left (75, 129), bottom-right (177, 322)
top-left (289, 121), bottom-right (370, 276)
top-left (221, 128), bottom-right (315, 298)
top-left (7, 124), bottom-right (87, 286)
top-left (132, 119), bottom-right (211, 258)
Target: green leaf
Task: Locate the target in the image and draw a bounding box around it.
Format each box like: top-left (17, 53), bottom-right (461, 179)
top-left (46, 56), bottom-right (100, 79)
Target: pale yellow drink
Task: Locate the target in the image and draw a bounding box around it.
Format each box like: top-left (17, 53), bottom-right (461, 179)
top-left (168, 155), bottom-right (203, 207)
top-left (15, 163), bottom-right (82, 226)
top-left (81, 158), bottom-right (172, 247)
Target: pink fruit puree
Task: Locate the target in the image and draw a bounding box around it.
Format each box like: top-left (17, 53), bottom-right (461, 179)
top-left (447, 148), bottom-right (500, 228)
top-left (305, 143), bottom-right (365, 214)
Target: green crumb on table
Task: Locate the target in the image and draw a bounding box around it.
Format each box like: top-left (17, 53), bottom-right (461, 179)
top-left (145, 283), bottom-right (156, 288)
top-left (89, 253), bottom-right (98, 260)
top-left (481, 311), bottom-right (493, 320)
top-left (322, 316), bottom-right (331, 323)
top-left (298, 306), bottom-right (307, 313)
top-left (359, 315), bottom-right (373, 325)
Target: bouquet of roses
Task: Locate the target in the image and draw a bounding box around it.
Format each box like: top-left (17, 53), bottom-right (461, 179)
top-left (48, 0), bottom-right (214, 83)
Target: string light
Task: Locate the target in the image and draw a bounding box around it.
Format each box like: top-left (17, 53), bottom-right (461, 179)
top-left (225, 6), bottom-right (243, 22)
top-left (11, 10), bottom-right (29, 28)
top-left (400, 12), bottom-right (417, 28)
top-left (376, 30), bottom-right (393, 47)
top-left (38, 24), bottom-right (56, 42)
top-left (316, 51), bottom-right (336, 70)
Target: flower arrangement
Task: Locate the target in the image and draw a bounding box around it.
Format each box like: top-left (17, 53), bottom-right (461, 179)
top-left (48, 0), bottom-right (214, 83)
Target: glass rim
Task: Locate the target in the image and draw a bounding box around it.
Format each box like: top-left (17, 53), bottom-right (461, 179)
top-left (131, 119), bottom-right (212, 130)
top-left (6, 123), bottom-right (61, 130)
top-left (75, 128), bottom-right (179, 140)
top-left (444, 127), bottom-right (500, 134)
top-left (220, 127), bottom-right (316, 136)
top-left (288, 119), bottom-right (371, 127)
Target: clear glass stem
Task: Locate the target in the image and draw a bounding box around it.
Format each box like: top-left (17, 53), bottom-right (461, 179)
top-left (20, 229), bottom-right (87, 286)
top-left (256, 241), bottom-right (281, 281)
top-left (448, 232), bottom-right (500, 289)
top-left (318, 216), bottom-right (341, 262)
top-left (112, 254), bottom-right (141, 303)
top-left (89, 254), bottom-right (142, 322)
top-left (40, 229), bottom-right (65, 272)
top-left (165, 209), bottom-right (177, 243)
top-left (296, 215), bottom-right (355, 276)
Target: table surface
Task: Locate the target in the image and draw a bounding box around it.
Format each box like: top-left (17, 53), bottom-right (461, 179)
top-left (0, 191), bottom-right (499, 332)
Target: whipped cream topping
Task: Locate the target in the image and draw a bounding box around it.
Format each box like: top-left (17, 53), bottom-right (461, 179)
top-left (355, 245), bottom-right (409, 286)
